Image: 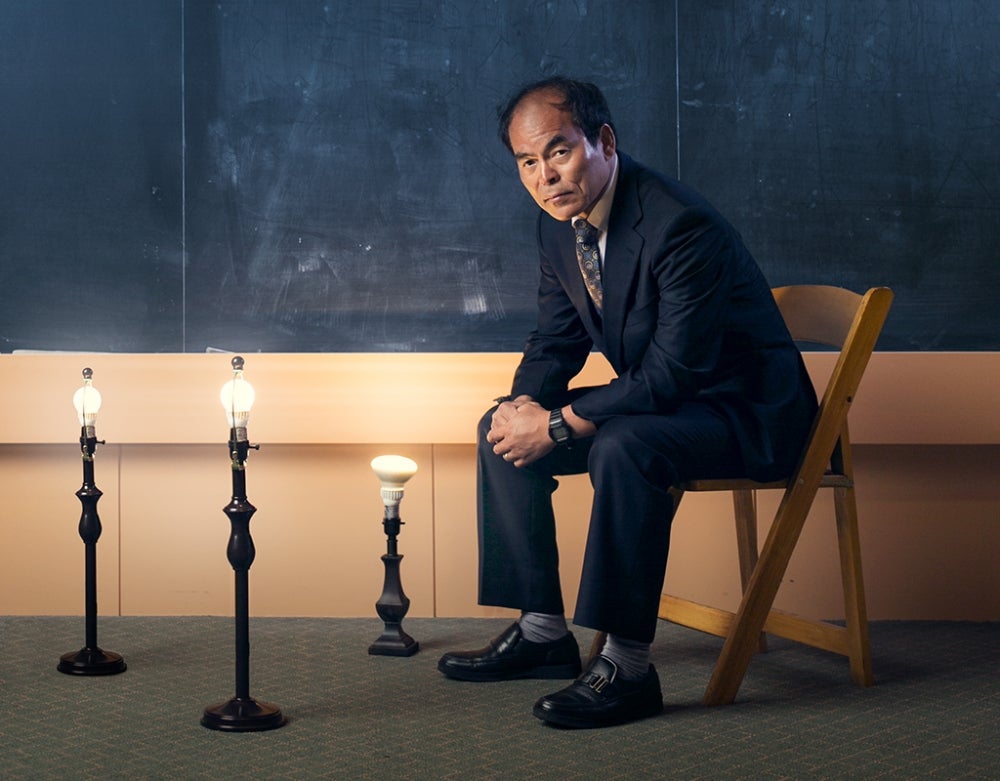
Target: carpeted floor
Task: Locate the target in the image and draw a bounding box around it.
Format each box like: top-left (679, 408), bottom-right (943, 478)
top-left (1, 616), bottom-right (996, 780)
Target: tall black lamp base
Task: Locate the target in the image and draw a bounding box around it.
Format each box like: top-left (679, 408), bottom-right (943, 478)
top-left (201, 697), bottom-right (286, 732)
top-left (57, 646), bottom-right (127, 676)
top-left (368, 624), bottom-right (419, 657)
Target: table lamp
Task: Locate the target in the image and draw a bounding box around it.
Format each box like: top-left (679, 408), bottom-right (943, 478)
top-left (368, 454), bottom-right (419, 656)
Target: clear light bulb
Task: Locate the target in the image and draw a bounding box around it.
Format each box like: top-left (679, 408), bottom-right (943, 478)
top-left (219, 356), bottom-right (255, 431)
top-left (72, 368), bottom-right (102, 431)
top-left (371, 455), bottom-right (418, 509)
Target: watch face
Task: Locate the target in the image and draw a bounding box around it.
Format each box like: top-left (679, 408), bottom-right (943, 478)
top-left (549, 410), bottom-right (570, 443)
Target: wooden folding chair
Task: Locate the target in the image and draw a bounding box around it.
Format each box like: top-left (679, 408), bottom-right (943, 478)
top-left (592, 285), bottom-right (894, 705)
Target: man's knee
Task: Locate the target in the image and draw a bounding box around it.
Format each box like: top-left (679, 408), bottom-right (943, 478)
top-left (588, 417), bottom-right (681, 488)
top-left (588, 418), bottom-right (644, 471)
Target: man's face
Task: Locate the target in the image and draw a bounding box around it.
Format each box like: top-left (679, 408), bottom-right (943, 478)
top-left (507, 89), bottom-right (616, 222)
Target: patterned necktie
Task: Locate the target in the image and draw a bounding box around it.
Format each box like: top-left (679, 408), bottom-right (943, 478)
top-left (574, 219), bottom-right (604, 311)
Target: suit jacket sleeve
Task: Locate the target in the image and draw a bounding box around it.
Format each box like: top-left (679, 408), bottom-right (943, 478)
top-left (508, 215), bottom-right (595, 405)
top-left (509, 202), bottom-right (749, 417)
top-left (571, 202), bottom-right (757, 424)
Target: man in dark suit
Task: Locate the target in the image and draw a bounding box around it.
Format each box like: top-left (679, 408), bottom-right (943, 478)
top-left (437, 77), bottom-right (817, 728)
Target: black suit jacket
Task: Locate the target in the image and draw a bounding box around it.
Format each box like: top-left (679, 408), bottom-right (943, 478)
top-left (510, 153), bottom-right (817, 481)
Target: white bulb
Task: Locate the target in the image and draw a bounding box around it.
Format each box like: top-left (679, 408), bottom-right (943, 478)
top-left (371, 455), bottom-right (418, 507)
top-left (72, 382), bottom-right (102, 427)
top-left (219, 373), bottom-right (256, 429)
top-left (371, 455), bottom-right (418, 487)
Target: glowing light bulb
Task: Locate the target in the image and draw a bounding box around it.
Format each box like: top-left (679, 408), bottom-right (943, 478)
top-left (72, 367), bottom-right (102, 430)
top-left (219, 356), bottom-right (255, 431)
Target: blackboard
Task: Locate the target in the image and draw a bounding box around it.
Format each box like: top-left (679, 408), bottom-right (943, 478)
top-left (1, 0), bottom-right (997, 352)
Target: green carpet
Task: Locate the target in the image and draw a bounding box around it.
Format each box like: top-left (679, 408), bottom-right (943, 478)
top-left (1, 617), bottom-right (996, 780)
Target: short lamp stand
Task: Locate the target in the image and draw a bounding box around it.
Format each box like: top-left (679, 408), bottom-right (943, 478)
top-left (369, 504), bottom-right (419, 657)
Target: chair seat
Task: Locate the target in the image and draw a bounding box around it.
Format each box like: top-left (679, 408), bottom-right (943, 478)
top-left (681, 472), bottom-right (853, 492)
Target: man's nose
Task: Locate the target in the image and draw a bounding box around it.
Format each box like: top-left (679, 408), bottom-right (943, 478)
top-left (538, 160), bottom-right (558, 185)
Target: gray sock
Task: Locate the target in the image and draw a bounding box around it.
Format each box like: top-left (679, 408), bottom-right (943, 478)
top-left (602, 634), bottom-right (651, 680)
top-left (519, 612), bottom-right (568, 643)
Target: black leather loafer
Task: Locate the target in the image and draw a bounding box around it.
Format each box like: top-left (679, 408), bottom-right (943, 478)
top-left (532, 655), bottom-right (663, 728)
top-left (437, 622), bottom-right (582, 682)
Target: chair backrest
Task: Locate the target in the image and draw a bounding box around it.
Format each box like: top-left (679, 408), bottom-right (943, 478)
top-left (773, 285), bottom-right (871, 348)
top-left (772, 285), bottom-right (894, 488)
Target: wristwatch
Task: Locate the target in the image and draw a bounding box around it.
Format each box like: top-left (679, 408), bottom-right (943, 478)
top-left (548, 408), bottom-right (572, 445)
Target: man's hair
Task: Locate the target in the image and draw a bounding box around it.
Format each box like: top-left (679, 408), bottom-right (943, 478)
top-left (496, 76), bottom-right (616, 154)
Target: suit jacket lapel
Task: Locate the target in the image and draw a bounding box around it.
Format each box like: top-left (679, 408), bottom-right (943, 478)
top-left (553, 221), bottom-right (604, 346)
top-left (601, 155), bottom-right (645, 372)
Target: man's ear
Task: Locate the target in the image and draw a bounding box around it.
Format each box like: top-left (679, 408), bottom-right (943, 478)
top-left (599, 124), bottom-right (617, 158)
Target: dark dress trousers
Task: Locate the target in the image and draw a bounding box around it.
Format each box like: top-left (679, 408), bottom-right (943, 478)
top-left (478, 153), bottom-right (818, 643)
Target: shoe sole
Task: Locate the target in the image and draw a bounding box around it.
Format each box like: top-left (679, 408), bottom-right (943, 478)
top-left (532, 697), bottom-right (664, 729)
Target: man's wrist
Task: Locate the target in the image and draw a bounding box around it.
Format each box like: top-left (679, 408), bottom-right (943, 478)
top-left (561, 404), bottom-right (597, 439)
top-left (548, 408), bottom-right (572, 445)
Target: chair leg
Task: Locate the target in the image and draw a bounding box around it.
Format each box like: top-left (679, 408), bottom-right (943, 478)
top-left (733, 489), bottom-right (768, 654)
top-left (703, 478), bottom-right (823, 705)
top-left (833, 484), bottom-right (874, 687)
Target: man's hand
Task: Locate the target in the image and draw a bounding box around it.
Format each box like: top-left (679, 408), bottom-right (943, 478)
top-left (486, 396), bottom-right (554, 467)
